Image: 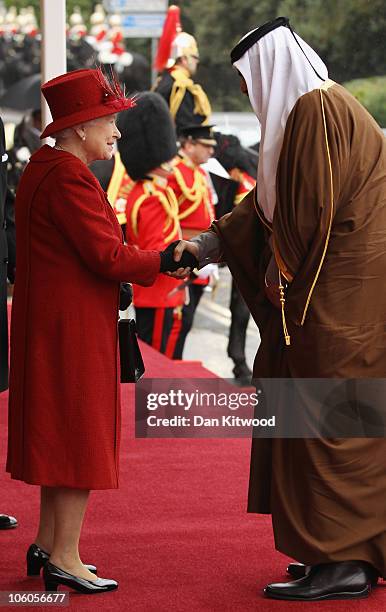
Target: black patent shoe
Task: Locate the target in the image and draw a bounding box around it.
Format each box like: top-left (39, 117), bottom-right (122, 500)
top-left (286, 561), bottom-right (379, 586)
top-left (0, 514), bottom-right (18, 530)
top-left (287, 562), bottom-right (311, 579)
top-left (43, 562), bottom-right (118, 594)
top-left (265, 561), bottom-right (375, 601)
top-left (27, 544), bottom-right (97, 576)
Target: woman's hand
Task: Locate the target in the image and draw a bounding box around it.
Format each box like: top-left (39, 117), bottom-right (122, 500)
top-left (165, 267), bottom-right (192, 279)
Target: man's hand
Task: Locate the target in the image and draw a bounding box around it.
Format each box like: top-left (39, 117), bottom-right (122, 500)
top-left (173, 240), bottom-right (199, 262)
top-left (166, 240), bottom-right (200, 278)
top-left (159, 240), bottom-right (199, 277)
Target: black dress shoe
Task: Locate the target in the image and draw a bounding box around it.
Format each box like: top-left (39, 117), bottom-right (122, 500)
top-left (0, 514), bottom-right (18, 530)
top-left (27, 544), bottom-right (97, 576)
top-left (287, 562), bottom-right (310, 579)
top-left (43, 562), bottom-right (118, 594)
top-left (265, 561), bottom-right (376, 601)
top-left (286, 561), bottom-right (379, 585)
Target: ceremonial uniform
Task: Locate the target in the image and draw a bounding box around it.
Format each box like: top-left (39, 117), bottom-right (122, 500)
top-left (154, 65), bottom-right (211, 135)
top-left (125, 176), bottom-right (184, 352)
top-left (226, 169), bottom-right (255, 381)
top-left (229, 168), bottom-right (256, 204)
top-left (169, 154), bottom-right (215, 238)
top-left (166, 126), bottom-right (216, 358)
top-left (105, 152), bottom-right (133, 227)
top-left (153, 25), bottom-right (211, 134)
top-left (90, 152), bottom-right (133, 229)
top-left (117, 91), bottom-right (184, 353)
top-left (214, 132), bottom-right (257, 381)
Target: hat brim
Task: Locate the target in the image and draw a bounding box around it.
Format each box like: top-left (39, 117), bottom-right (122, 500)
top-left (195, 138), bottom-right (217, 146)
top-left (40, 98), bottom-right (133, 139)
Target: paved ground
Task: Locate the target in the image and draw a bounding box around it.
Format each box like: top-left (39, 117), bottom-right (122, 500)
top-left (183, 266), bottom-right (260, 378)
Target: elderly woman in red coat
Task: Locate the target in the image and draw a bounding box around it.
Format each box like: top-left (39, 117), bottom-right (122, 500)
top-left (6, 68), bottom-right (195, 595)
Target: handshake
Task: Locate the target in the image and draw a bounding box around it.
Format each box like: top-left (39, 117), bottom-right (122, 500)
top-left (159, 240), bottom-right (199, 276)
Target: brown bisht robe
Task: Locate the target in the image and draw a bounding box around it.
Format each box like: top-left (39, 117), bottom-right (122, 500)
top-left (212, 82), bottom-right (386, 576)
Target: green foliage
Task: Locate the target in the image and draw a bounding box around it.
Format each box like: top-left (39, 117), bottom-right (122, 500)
top-left (173, 0), bottom-right (386, 110)
top-left (278, 0), bottom-right (386, 82)
top-left (344, 76), bottom-right (386, 127)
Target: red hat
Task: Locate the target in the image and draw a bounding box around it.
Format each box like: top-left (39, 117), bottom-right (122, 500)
top-left (40, 67), bottom-right (134, 139)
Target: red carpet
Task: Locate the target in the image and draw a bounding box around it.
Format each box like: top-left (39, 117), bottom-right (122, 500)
top-left (1, 340), bottom-right (385, 611)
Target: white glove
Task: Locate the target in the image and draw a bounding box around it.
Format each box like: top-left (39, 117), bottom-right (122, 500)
top-left (16, 146), bottom-right (31, 163)
top-left (196, 263), bottom-right (219, 280)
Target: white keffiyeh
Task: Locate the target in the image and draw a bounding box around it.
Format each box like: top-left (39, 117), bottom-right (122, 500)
top-left (233, 26), bottom-right (328, 223)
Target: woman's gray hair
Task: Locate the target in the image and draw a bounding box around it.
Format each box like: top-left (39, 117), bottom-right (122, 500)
top-left (52, 118), bottom-right (100, 141)
top-left (52, 127), bottom-right (74, 141)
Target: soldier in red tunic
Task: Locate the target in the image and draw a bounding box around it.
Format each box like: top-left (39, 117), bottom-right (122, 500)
top-left (166, 124), bottom-right (217, 358)
top-left (117, 92), bottom-right (185, 353)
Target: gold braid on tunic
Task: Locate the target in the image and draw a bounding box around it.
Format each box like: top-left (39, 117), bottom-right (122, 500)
top-left (130, 180), bottom-right (180, 243)
top-left (169, 66), bottom-right (211, 122)
top-left (174, 165), bottom-right (212, 221)
top-left (106, 152), bottom-right (133, 225)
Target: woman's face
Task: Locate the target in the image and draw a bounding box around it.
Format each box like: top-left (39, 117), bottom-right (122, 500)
top-left (82, 114), bottom-right (121, 163)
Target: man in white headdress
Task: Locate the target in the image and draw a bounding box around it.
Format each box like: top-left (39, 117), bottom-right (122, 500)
top-left (167, 16), bottom-right (386, 602)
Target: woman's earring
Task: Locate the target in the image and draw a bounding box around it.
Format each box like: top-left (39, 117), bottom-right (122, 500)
top-left (82, 135), bottom-right (86, 141)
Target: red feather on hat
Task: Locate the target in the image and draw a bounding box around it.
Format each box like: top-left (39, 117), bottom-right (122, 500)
top-left (94, 65), bottom-right (136, 107)
top-left (154, 5), bottom-right (181, 72)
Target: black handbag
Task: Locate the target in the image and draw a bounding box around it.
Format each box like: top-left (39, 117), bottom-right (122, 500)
top-left (118, 318), bottom-right (145, 383)
top-left (119, 282), bottom-right (133, 310)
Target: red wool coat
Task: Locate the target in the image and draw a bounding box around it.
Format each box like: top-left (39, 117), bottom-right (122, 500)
top-left (6, 146), bottom-right (160, 489)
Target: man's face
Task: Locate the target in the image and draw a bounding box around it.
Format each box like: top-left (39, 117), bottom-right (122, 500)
top-left (239, 74), bottom-right (248, 95)
top-left (183, 141), bottom-right (214, 165)
top-left (180, 54), bottom-right (199, 76)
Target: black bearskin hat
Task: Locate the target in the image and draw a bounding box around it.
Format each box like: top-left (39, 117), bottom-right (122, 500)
top-left (117, 92), bottom-right (177, 180)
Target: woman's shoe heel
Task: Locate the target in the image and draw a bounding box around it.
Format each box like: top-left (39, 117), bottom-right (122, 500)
top-left (27, 543), bottom-right (97, 577)
top-left (26, 545), bottom-right (45, 576)
top-left (27, 556), bottom-right (43, 576)
top-left (44, 579), bottom-right (58, 592)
